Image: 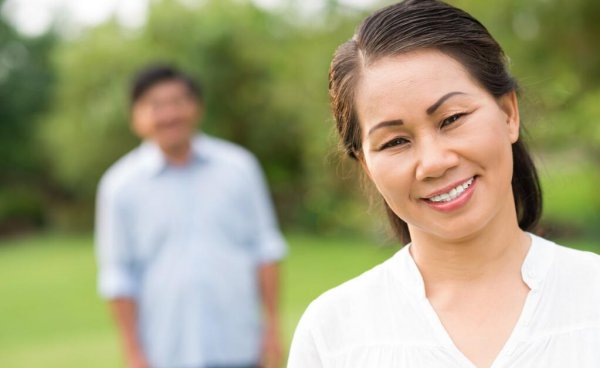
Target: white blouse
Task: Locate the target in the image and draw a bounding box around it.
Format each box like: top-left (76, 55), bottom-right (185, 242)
top-left (288, 234), bottom-right (600, 367)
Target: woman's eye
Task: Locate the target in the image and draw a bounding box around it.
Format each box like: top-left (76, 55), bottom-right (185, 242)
top-left (380, 137), bottom-right (409, 150)
top-left (441, 113), bottom-right (466, 128)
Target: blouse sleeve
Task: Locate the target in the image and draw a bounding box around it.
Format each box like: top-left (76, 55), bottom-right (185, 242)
top-left (287, 303), bottom-right (325, 368)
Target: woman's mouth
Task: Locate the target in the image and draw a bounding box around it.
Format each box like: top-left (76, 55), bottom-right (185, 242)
top-left (427, 177), bottom-right (474, 203)
top-left (422, 176), bottom-right (477, 212)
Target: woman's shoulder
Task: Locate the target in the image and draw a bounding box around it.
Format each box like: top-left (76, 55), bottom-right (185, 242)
top-left (530, 234), bottom-right (600, 330)
top-left (298, 253), bottom-right (395, 329)
top-left (532, 233), bottom-right (600, 299)
top-left (539, 235), bottom-right (600, 276)
top-left (290, 251), bottom-right (406, 358)
top-left (308, 255), bottom-right (394, 314)
top-left (296, 247), bottom-right (419, 340)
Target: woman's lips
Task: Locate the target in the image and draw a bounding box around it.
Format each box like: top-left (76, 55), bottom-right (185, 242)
top-left (422, 176), bottom-right (477, 212)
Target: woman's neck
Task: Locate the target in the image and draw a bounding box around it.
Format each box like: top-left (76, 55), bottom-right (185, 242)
top-left (409, 211), bottom-right (531, 286)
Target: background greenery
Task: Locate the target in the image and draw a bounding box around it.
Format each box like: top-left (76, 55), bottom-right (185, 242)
top-left (1, 0), bottom-right (599, 238)
top-left (0, 0), bottom-right (599, 366)
top-left (0, 0), bottom-right (600, 237)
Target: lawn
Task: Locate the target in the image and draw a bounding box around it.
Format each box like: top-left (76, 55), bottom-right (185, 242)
top-left (0, 233), bottom-right (396, 367)
top-left (0, 233), bottom-right (597, 367)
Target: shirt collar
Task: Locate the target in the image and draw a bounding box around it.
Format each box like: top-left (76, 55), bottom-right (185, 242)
top-left (139, 134), bottom-right (210, 177)
top-left (393, 245), bottom-right (427, 299)
top-left (392, 232), bottom-right (556, 299)
top-left (520, 233), bottom-right (555, 290)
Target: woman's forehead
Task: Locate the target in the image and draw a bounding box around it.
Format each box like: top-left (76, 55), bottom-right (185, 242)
top-left (360, 50), bottom-right (472, 91)
top-left (355, 50), bottom-right (480, 121)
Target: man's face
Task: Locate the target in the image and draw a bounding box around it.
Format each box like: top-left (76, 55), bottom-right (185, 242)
top-left (131, 80), bottom-right (201, 151)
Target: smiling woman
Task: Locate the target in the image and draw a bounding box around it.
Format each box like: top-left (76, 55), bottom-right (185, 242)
top-left (357, 50), bottom-right (523, 244)
top-left (288, 1), bottom-right (600, 367)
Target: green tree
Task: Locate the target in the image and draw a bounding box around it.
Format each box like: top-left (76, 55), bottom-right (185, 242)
top-left (38, 0), bottom-right (600, 237)
top-left (0, 0), bottom-right (55, 234)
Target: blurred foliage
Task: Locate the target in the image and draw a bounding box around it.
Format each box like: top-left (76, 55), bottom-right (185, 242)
top-left (1, 0), bottom-right (599, 238)
top-left (37, 0), bottom-right (372, 234)
top-left (0, 0), bottom-right (55, 234)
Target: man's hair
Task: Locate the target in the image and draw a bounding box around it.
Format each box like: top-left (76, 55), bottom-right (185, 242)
top-left (130, 64), bottom-right (203, 106)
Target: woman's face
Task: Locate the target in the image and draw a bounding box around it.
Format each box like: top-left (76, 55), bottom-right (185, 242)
top-left (356, 49), bottom-right (520, 242)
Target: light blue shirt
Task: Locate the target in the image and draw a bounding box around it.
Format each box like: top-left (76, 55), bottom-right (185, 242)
top-left (95, 134), bottom-right (287, 368)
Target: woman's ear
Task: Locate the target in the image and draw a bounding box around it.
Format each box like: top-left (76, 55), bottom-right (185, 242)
top-left (498, 90), bottom-right (520, 143)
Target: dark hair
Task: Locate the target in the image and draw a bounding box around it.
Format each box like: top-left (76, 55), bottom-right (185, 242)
top-left (130, 64), bottom-right (203, 106)
top-left (329, 0), bottom-right (542, 244)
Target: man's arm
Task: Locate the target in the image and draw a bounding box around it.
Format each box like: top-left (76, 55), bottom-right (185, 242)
top-left (110, 298), bottom-right (149, 368)
top-left (243, 155), bottom-right (288, 367)
top-left (259, 262), bottom-right (284, 368)
top-left (96, 177), bottom-right (147, 368)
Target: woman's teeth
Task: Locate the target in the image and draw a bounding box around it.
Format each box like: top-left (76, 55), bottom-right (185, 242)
top-left (428, 177), bottom-right (474, 203)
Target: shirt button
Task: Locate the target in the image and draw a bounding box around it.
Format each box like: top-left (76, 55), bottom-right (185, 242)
top-left (527, 269), bottom-right (536, 279)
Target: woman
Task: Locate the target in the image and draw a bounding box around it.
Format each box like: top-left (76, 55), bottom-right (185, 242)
top-left (288, 1), bottom-right (600, 367)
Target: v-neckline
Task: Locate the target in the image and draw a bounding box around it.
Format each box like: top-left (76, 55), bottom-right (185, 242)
top-left (391, 233), bottom-right (554, 368)
top-left (419, 285), bottom-right (539, 368)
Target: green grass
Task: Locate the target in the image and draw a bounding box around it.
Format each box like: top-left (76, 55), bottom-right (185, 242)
top-left (0, 233), bottom-right (396, 367)
top-left (0, 235), bottom-right (121, 367)
top-left (1, 233), bottom-right (597, 367)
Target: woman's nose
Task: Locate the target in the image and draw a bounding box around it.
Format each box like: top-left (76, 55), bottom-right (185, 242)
top-left (415, 136), bottom-right (460, 181)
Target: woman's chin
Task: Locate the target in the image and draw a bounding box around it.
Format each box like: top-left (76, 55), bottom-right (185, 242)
top-left (409, 221), bottom-right (486, 244)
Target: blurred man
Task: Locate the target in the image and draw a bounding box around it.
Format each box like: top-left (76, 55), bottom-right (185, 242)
top-left (95, 65), bottom-right (287, 368)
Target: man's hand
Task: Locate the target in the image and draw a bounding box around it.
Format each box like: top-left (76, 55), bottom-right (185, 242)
top-left (109, 299), bottom-right (149, 368)
top-left (260, 324), bottom-right (284, 368)
top-left (259, 263), bottom-right (283, 368)
top-left (127, 351), bottom-right (150, 368)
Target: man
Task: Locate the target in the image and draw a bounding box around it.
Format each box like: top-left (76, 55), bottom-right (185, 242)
top-left (95, 65), bottom-right (287, 368)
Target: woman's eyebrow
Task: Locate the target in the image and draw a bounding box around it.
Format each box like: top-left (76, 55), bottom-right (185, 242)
top-left (367, 91), bottom-right (468, 137)
top-left (426, 91), bottom-right (466, 115)
top-left (368, 119), bottom-right (403, 136)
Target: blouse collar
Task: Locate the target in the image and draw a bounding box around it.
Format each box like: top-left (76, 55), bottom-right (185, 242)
top-left (392, 232), bottom-right (556, 299)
